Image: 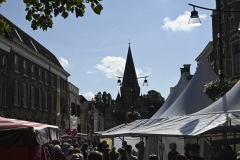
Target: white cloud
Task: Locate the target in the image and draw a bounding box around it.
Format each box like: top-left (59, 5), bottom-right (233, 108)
top-left (95, 56), bottom-right (126, 79)
top-left (83, 92), bottom-right (95, 100)
top-left (59, 57), bottom-right (69, 68)
top-left (161, 11), bottom-right (207, 32)
top-left (96, 56), bottom-right (151, 79)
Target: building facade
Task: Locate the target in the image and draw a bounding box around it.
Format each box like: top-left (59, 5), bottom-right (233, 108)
top-left (208, 1), bottom-right (240, 79)
top-left (0, 15), bottom-right (70, 127)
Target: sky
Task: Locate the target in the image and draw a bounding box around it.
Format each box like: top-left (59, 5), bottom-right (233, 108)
top-left (0, 0), bottom-right (215, 100)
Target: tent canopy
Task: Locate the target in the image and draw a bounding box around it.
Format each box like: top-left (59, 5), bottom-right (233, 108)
top-left (102, 113), bottom-right (240, 137)
top-left (0, 117), bottom-right (59, 146)
top-left (160, 59), bottom-right (217, 118)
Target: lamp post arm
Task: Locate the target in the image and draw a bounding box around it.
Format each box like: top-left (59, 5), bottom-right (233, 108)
top-left (188, 3), bottom-right (216, 11)
top-left (189, 3), bottom-right (240, 13)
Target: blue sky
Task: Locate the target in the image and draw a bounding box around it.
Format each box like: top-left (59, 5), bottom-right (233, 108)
top-left (1, 0), bottom-right (215, 100)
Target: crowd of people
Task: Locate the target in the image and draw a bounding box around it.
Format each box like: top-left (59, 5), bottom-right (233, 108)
top-left (46, 138), bottom-right (239, 160)
top-left (45, 138), bottom-right (154, 160)
top-left (167, 142), bottom-right (239, 160)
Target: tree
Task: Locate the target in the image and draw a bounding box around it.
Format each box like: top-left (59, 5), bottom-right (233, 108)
top-left (0, 0), bottom-right (103, 34)
top-left (143, 90), bottom-right (165, 118)
top-left (143, 90), bottom-right (165, 103)
top-left (94, 91), bottom-right (112, 115)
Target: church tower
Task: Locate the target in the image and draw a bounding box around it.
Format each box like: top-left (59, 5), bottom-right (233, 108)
top-left (120, 44), bottom-right (140, 110)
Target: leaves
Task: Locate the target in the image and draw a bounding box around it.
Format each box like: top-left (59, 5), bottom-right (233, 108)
top-left (0, 0), bottom-right (103, 33)
top-left (204, 78), bottom-right (238, 101)
top-left (0, 19), bottom-right (11, 35)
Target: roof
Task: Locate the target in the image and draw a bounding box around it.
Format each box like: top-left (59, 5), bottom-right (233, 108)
top-left (151, 72), bottom-right (190, 119)
top-left (195, 79), bottom-right (240, 114)
top-left (121, 44), bottom-right (139, 88)
top-left (0, 14), bottom-right (63, 69)
top-left (160, 59), bottom-right (218, 118)
top-left (0, 117), bottom-right (59, 145)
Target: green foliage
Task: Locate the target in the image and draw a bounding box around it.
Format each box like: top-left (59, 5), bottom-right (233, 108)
top-left (94, 91), bottom-right (112, 114)
top-left (143, 90), bottom-right (165, 103)
top-left (0, 0), bottom-right (103, 32)
top-left (0, 18), bottom-right (10, 35)
top-left (204, 78), bottom-right (238, 101)
top-left (127, 111), bottom-right (141, 122)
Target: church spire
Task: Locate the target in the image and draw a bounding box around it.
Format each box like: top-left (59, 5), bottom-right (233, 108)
top-left (121, 43), bottom-right (139, 88)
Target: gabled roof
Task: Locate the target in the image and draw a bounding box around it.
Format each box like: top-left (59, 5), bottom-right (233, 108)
top-left (1, 14), bottom-right (63, 69)
top-left (121, 44), bottom-right (139, 88)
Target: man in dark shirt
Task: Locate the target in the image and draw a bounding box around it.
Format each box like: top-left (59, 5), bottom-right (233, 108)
top-left (168, 142), bottom-right (179, 160)
top-left (190, 143), bottom-right (204, 160)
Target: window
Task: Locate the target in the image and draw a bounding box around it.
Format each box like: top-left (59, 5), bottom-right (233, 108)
top-left (221, 23), bottom-right (225, 35)
top-left (230, 18), bottom-right (235, 31)
top-left (14, 55), bottom-right (19, 72)
top-left (31, 64), bottom-right (35, 79)
top-left (2, 56), bottom-right (7, 73)
top-left (50, 93), bottom-right (54, 111)
top-left (23, 83), bottom-right (27, 107)
top-left (51, 74), bottom-right (55, 87)
top-left (39, 89), bottom-right (42, 110)
top-left (14, 81), bottom-right (19, 105)
top-left (229, 4), bottom-right (234, 16)
top-left (23, 60), bottom-right (28, 75)
top-left (232, 42), bottom-right (240, 75)
top-left (31, 86), bottom-right (35, 108)
top-left (45, 71), bottom-right (48, 85)
top-left (44, 91), bottom-right (48, 111)
top-left (39, 68), bottom-right (42, 82)
top-left (221, 12), bottom-right (224, 22)
top-left (1, 82), bottom-right (6, 106)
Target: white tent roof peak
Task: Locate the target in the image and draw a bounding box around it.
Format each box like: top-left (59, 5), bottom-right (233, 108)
top-left (160, 59), bottom-right (218, 118)
top-left (151, 72), bottom-right (190, 119)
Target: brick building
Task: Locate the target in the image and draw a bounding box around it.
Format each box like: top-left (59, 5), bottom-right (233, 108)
top-left (0, 15), bottom-right (70, 127)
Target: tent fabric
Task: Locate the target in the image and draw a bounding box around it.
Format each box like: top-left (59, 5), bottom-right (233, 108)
top-left (160, 59), bottom-right (217, 118)
top-left (133, 113), bottom-right (230, 136)
top-left (0, 117), bottom-right (59, 145)
top-left (101, 119), bottom-right (166, 137)
top-left (151, 72), bottom-right (189, 119)
top-left (195, 80), bottom-right (240, 114)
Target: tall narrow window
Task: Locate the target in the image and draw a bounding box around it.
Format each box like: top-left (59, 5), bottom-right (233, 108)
top-left (14, 81), bottom-right (19, 105)
top-left (50, 93), bottom-right (54, 111)
top-left (31, 86), bottom-right (35, 108)
top-left (45, 71), bottom-right (48, 85)
top-left (233, 42), bottom-right (240, 75)
top-left (39, 68), bottom-right (42, 82)
top-left (39, 89), bottom-right (42, 110)
top-left (31, 64), bottom-right (35, 79)
top-left (2, 56), bottom-right (7, 73)
top-left (23, 83), bottom-right (27, 107)
top-left (14, 55), bottom-right (19, 72)
top-left (51, 74), bottom-right (55, 87)
top-left (44, 91), bottom-right (48, 111)
top-left (1, 82), bottom-right (6, 106)
top-left (23, 60), bottom-right (28, 75)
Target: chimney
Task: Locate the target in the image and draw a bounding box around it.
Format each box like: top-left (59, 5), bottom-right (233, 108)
top-left (183, 64), bottom-right (191, 78)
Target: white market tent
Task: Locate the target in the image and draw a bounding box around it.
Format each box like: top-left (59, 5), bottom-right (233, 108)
top-left (160, 59), bottom-right (218, 118)
top-left (151, 72), bottom-right (190, 119)
top-left (195, 79), bottom-right (240, 114)
top-left (101, 59), bottom-right (219, 137)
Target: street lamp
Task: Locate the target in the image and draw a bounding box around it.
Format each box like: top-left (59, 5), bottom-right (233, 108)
top-left (116, 76), bottom-right (149, 113)
top-left (188, 3), bottom-right (240, 80)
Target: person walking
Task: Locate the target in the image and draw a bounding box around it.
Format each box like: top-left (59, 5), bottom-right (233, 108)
top-left (168, 142), bottom-right (179, 160)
